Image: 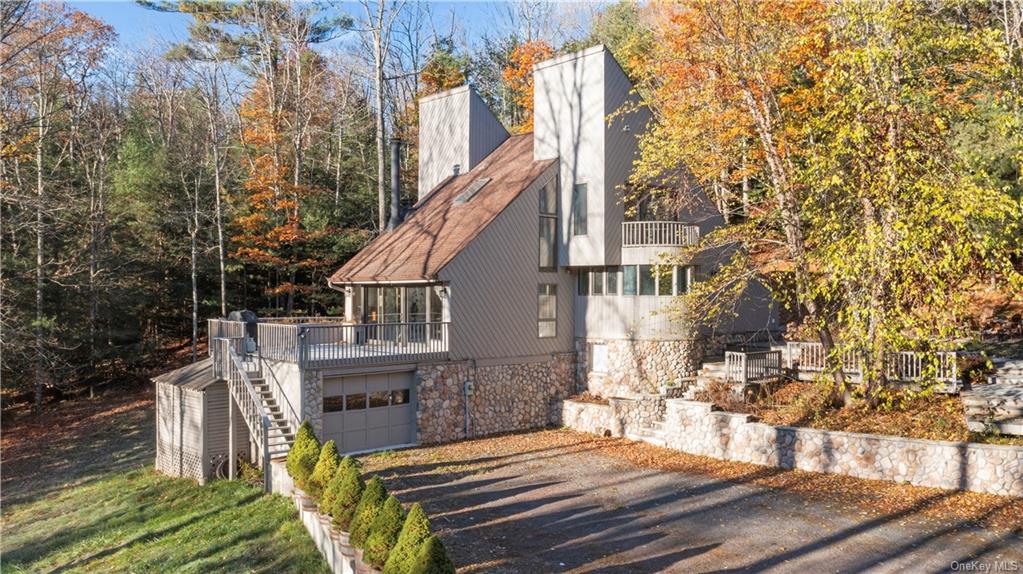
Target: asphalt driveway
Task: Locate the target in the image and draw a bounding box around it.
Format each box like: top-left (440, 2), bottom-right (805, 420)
top-left (361, 430), bottom-right (1023, 574)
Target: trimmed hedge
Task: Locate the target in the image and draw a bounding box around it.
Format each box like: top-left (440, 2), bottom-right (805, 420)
top-left (308, 440), bottom-right (340, 499)
top-left (363, 496), bottom-right (406, 569)
top-left (286, 420), bottom-right (320, 491)
top-left (383, 503), bottom-right (431, 574)
top-left (349, 476), bottom-right (387, 547)
top-left (409, 535), bottom-right (455, 574)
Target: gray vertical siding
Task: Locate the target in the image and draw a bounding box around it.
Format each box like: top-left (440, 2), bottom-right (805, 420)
top-left (419, 86), bottom-right (508, 201)
top-left (468, 90), bottom-right (509, 171)
top-left (439, 163), bottom-right (575, 359)
top-left (418, 87), bottom-right (470, 200)
top-left (203, 381), bottom-right (251, 469)
top-left (534, 46), bottom-right (608, 267)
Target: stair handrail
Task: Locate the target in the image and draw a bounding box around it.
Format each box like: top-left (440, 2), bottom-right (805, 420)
top-left (226, 344), bottom-right (272, 493)
top-left (257, 346), bottom-right (299, 434)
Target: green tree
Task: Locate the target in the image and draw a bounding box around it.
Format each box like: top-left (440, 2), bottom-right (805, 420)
top-left (330, 463), bottom-right (366, 532)
top-left (383, 502), bottom-right (431, 574)
top-left (308, 439), bottom-right (340, 499)
top-left (409, 536), bottom-right (455, 574)
top-left (349, 476), bottom-right (386, 547)
top-left (286, 420), bottom-right (320, 490)
top-left (364, 495), bottom-right (406, 569)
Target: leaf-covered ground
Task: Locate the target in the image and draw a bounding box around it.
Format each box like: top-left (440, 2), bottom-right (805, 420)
top-left (0, 388), bottom-right (328, 574)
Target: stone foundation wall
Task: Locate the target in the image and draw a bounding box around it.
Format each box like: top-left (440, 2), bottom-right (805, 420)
top-left (302, 370), bottom-right (324, 437)
top-left (552, 394), bottom-right (664, 437)
top-left (661, 399), bottom-right (1023, 497)
top-left (416, 353), bottom-right (577, 444)
top-left (578, 338), bottom-right (701, 398)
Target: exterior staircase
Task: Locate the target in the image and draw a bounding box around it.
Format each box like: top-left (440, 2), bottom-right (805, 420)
top-left (625, 419), bottom-right (667, 447)
top-left (246, 368), bottom-right (296, 458)
top-left (989, 359), bottom-right (1023, 385)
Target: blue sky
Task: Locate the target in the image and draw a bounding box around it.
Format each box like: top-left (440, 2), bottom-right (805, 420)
top-left (71, 1), bottom-right (586, 53)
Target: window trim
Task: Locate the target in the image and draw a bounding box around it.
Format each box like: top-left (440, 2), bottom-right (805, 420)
top-left (571, 182), bottom-right (588, 236)
top-left (538, 283), bottom-right (558, 338)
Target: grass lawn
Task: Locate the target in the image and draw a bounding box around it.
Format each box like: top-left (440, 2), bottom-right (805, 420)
top-left (1, 387), bottom-right (329, 574)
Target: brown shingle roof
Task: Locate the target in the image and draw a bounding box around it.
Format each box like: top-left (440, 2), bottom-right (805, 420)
top-left (329, 134), bottom-right (555, 284)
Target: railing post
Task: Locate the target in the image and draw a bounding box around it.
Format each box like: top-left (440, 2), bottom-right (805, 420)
top-left (263, 417), bottom-right (272, 494)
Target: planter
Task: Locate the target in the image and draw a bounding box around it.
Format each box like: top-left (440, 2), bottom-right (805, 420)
top-left (354, 552), bottom-right (380, 574)
top-left (336, 530), bottom-right (354, 557)
top-left (318, 513), bottom-right (332, 528)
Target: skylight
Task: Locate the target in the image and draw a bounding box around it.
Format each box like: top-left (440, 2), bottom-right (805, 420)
top-left (454, 177), bottom-right (492, 205)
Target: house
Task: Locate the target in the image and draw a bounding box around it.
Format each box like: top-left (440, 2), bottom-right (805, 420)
top-left (154, 45), bottom-right (778, 485)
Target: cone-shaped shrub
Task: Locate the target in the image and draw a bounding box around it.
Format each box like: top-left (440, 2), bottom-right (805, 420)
top-left (383, 503), bottom-right (431, 574)
top-left (286, 420), bottom-right (320, 491)
top-left (363, 496), bottom-right (407, 569)
top-left (330, 463), bottom-right (365, 531)
top-left (409, 536), bottom-right (454, 574)
top-left (349, 476), bottom-right (387, 547)
top-left (308, 440), bottom-right (340, 500)
top-left (321, 463), bottom-right (346, 514)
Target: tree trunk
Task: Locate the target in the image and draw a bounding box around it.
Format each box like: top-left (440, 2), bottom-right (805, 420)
top-left (34, 70), bottom-right (45, 412)
top-left (373, 0), bottom-right (387, 232)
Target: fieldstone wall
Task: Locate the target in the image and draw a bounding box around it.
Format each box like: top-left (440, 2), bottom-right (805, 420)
top-left (416, 353), bottom-right (577, 444)
top-left (661, 399), bottom-right (1023, 497)
top-left (578, 338), bottom-right (701, 398)
top-left (303, 369), bottom-right (324, 437)
top-left (552, 394), bottom-right (664, 437)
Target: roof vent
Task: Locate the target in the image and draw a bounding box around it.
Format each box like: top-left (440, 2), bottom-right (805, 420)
top-left (454, 177), bottom-right (492, 205)
top-left (453, 164), bottom-right (461, 176)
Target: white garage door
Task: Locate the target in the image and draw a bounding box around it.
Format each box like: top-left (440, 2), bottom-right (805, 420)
top-left (322, 371), bottom-right (415, 453)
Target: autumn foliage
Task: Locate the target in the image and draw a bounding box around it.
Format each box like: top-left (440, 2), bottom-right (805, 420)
top-left (502, 40), bottom-right (554, 134)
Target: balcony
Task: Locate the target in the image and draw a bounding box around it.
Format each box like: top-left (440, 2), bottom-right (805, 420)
top-left (209, 318), bottom-right (450, 368)
top-left (621, 221), bottom-right (700, 265)
top-left (622, 221), bottom-right (700, 247)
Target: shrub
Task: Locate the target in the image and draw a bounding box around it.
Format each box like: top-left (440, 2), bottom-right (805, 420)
top-left (409, 536), bottom-right (455, 574)
top-left (383, 503), bottom-right (431, 574)
top-left (330, 464), bottom-right (366, 532)
top-left (363, 496), bottom-right (407, 568)
top-left (349, 476), bottom-right (387, 547)
top-left (286, 420), bottom-right (320, 491)
top-left (308, 440), bottom-right (340, 499)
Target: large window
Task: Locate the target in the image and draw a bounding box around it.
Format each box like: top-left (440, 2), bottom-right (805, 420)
top-left (606, 268), bottom-right (620, 295)
top-left (577, 272), bottom-right (589, 296)
top-left (639, 265), bottom-right (657, 295)
top-left (539, 179), bottom-right (558, 270)
top-left (623, 266), bottom-right (637, 295)
top-left (571, 183), bottom-right (588, 236)
top-left (538, 284), bottom-right (557, 338)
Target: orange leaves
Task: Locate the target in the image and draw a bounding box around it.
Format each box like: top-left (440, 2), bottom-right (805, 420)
top-left (502, 40), bottom-right (554, 134)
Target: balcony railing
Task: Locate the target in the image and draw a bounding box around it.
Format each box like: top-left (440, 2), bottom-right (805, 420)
top-left (622, 221), bottom-right (700, 247)
top-left (209, 318), bottom-right (450, 368)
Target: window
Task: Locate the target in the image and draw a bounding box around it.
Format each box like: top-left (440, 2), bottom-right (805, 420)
top-left (676, 266), bottom-right (690, 295)
top-left (391, 389), bottom-right (410, 405)
top-left (592, 270), bottom-right (604, 295)
top-left (606, 268), bottom-right (619, 295)
top-left (538, 284), bottom-right (557, 338)
top-left (571, 183), bottom-right (588, 235)
top-left (623, 266), bottom-right (637, 296)
top-left (577, 271), bottom-right (590, 296)
top-left (539, 179), bottom-right (558, 270)
top-left (345, 393), bottom-right (367, 410)
top-left (324, 395), bottom-right (344, 413)
top-left (369, 391), bottom-right (390, 408)
top-left (657, 266), bottom-right (673, 296)
top-left (639, 265), bottom-right (656, 295)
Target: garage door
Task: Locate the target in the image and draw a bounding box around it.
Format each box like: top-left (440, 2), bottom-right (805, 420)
top-left (322, 371), bottom-right (415, 453)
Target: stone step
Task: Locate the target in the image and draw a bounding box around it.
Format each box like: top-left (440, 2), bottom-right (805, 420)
top-left (966, 418), bottom-right (1023, 436)
top-left (625, 430), bottom-right (666, 448)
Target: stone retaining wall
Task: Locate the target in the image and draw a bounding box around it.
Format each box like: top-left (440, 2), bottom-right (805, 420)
top-left (552, 395), bottom-right (663, 437)
top-left (416, 353), bottom-right (577, 444)
top-left (660, 399), bottom-right (1023, 497)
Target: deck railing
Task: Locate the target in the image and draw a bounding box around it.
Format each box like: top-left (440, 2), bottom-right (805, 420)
top-left (725, 350), bottom-right (783, 384)
top-left (622, 221), bottom-right (700, 247)
top-left (258, 321), bottom-right (450, 368)
top-left (785, 341), bottom-right (960, 385)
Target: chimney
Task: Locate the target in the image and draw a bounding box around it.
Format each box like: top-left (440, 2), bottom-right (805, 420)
top-left (387, 137), bottom-right (402, 231)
